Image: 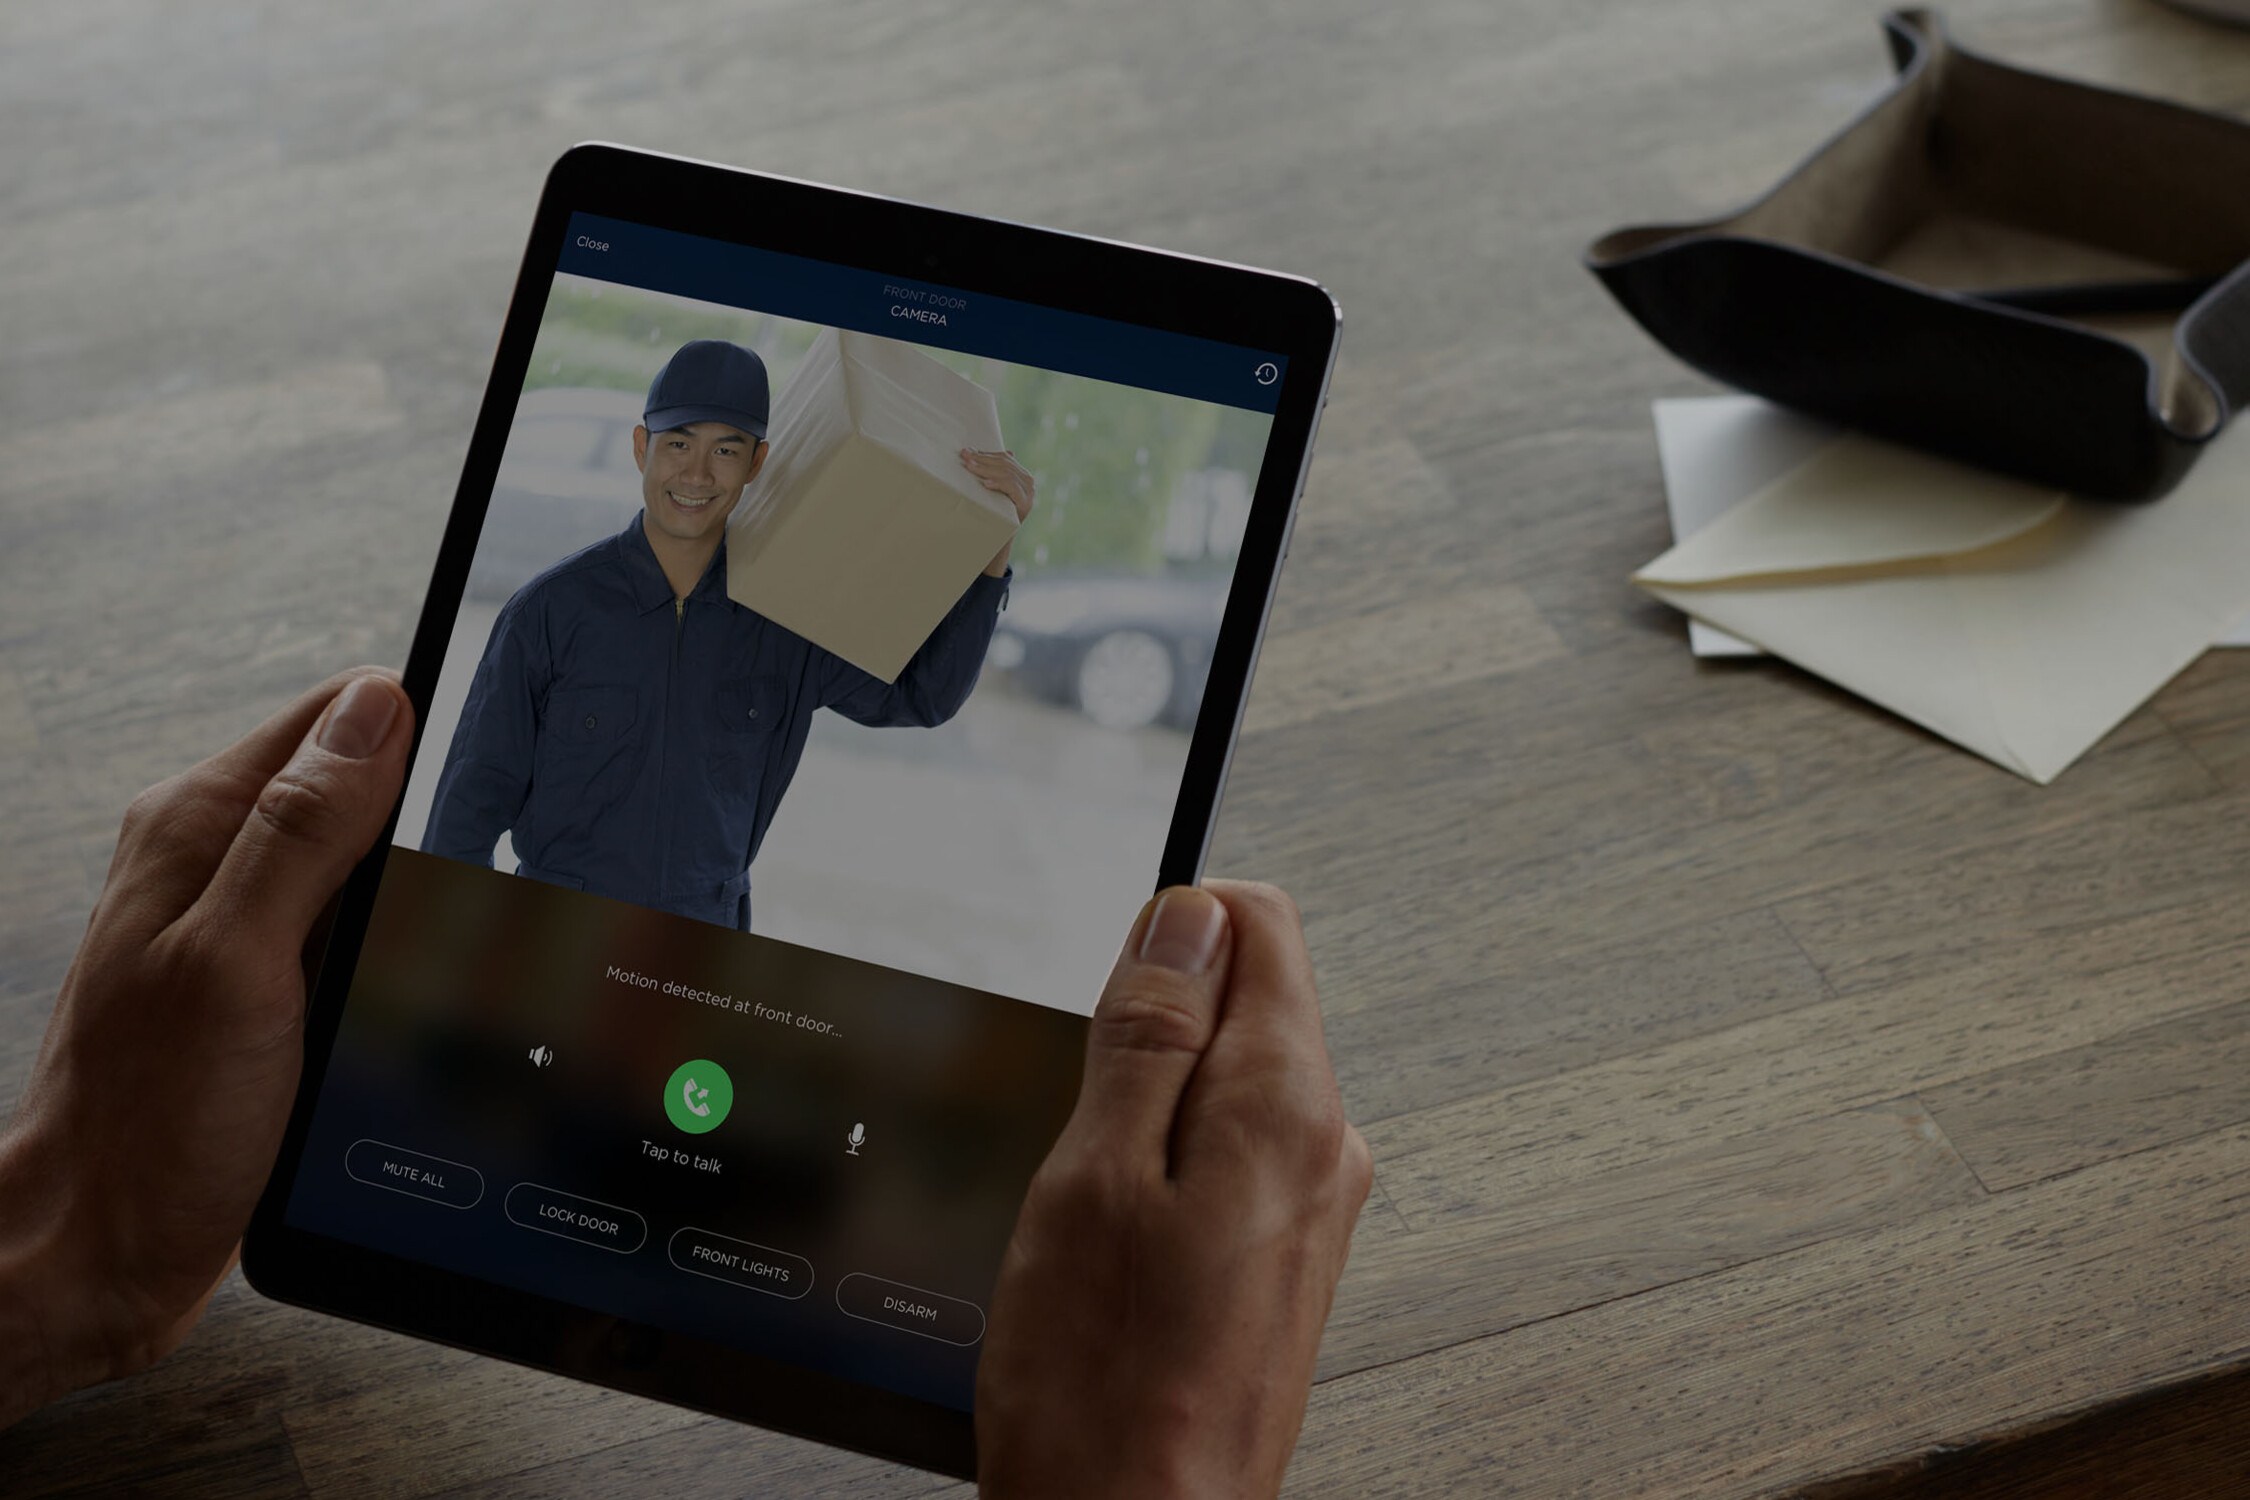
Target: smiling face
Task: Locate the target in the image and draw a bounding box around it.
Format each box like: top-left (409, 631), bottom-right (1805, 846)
top-left (632, 420), bottom-right (767, 545)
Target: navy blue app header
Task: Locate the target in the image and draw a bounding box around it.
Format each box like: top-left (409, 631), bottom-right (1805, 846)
top-left (557, 214), bottom-right (1286, 414)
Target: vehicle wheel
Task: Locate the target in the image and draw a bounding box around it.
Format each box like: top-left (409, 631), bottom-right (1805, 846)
top-left (1076, 630), bottom-right (1176, 730)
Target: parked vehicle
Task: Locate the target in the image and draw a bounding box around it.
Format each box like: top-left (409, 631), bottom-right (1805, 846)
top-left (987, 572), bottom-right (1229, 731)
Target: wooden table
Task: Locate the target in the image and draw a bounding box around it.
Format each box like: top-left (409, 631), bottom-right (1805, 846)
top-left (8, 1), bottom-right (2250, 1494)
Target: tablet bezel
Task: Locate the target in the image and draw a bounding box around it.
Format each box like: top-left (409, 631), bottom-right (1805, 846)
top-left (243, 141), bottom-right (1339, 1479)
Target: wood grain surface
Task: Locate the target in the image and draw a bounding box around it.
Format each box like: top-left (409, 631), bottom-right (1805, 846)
top-left (1799, 1365), bottom-right (2250, 1499)
top-left (7, 0), bottom-right (2250, 1495)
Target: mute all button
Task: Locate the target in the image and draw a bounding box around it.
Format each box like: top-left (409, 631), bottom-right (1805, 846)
top-left (345, 1138), bottom-right (484, 1210)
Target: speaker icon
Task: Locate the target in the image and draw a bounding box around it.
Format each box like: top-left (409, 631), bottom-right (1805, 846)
top-left (529, 1045), bottom-right (555, 1068)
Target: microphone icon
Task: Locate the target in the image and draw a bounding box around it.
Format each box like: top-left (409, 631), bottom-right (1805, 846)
top-left (846, 1122), bottom-right (866, 1156)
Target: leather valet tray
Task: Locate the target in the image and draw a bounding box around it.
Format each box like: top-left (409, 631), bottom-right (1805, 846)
top-left (1587, 8), bottom-right (2250, 500)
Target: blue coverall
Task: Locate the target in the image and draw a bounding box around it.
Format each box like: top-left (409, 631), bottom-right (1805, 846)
top-left (423, 516), bottom-right (1007, 930)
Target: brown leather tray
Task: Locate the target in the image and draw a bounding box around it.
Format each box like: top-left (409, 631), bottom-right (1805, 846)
top-left (1587, 8), bottom-right (2250, 500)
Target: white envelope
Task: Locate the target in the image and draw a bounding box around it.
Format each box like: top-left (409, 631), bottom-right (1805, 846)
top-left (1633, 414), bottom-right (2250, 783)
top-left (1652, 397), bottom-right (1835, 658)
top-left (1651, 396), bottom-right (2250, 656)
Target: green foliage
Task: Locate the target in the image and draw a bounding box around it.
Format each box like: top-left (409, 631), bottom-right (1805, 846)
top-left (523, 277), bottom-right (1272, 578)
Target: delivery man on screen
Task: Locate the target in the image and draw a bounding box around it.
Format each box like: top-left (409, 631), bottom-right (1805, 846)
top-left (422, 338), bottom-right (1036, 931)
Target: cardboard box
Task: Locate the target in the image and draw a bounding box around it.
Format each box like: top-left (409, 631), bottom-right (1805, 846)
top-left (726, 328), bottom-right (1018, 682)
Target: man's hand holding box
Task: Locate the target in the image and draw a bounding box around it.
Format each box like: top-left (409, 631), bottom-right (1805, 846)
top-left (727, 328), bottom-right (1027, 683)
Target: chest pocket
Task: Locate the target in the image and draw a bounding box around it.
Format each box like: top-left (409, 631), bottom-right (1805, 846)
top-left (713, 675), bottom-right (785, 736)
top-left (537, 685), bottom-right (640, 801)
top-left (710, 674), bottom-right (784, 781)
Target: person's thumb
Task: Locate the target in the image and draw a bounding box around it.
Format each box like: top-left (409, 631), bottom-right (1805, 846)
top-left (195, 674), bottom-right (413, 959)
top-left (1064, 886), bottom-right (1233, 1171)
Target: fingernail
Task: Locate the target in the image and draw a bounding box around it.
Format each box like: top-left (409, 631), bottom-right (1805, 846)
top-left (1139, 888), bottom-right (1225, 973)
top-left (318, 677), bottom-right (400, 760)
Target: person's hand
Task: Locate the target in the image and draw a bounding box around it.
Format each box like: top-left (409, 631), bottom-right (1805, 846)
top-left (0, 668), bottom-right (413, 1427)
top-left (963, 448), bottom-right (1036, 576)
top-left (977, 881), bottom-right (1372, 1499)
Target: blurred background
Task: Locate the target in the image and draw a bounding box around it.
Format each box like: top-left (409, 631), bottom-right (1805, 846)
top-left (401, 277), bottom-right (1275, 1010)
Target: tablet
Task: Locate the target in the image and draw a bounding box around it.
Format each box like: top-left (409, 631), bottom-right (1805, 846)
top-left (244, 142), bottom-right (1338, 1478)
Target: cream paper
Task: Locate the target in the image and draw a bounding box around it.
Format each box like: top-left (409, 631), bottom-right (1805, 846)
top-left (1652, 397), bottom-right (1835, 657)
top-left (1633, 418), bottom-right (2250, 784)
top-left (727, 328), bottom-right (1019, 682)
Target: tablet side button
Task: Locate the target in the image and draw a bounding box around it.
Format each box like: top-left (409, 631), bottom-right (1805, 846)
top-left (344, 1138), bottom-right (485, 1210)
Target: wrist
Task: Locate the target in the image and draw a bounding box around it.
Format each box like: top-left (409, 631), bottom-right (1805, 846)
top-left (0, 1121), bottom-right (126, 1424)
top-left (981, 1405), bottom-right (1245, 1500)
top-left (983, 1452), bottom-right (1234, 1500)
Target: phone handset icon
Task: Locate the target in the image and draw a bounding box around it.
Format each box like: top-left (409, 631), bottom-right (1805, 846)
top-left (664, 1060), bottom-right (732, 1134)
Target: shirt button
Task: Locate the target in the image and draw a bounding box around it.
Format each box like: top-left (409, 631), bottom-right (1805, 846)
top-left (747, 708), bottom-right (758, 721)
top-left (584, 715), bottom-right (598, 729)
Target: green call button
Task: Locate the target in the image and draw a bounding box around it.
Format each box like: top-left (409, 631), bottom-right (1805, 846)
top-left (664, 1059), bottom-right (734, 1134)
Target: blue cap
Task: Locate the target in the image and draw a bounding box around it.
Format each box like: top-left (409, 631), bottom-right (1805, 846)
top-left (643, 339), bottom-right (770, 440)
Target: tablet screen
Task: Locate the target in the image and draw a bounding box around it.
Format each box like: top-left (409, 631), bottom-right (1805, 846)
top-left (280, 210), bottom-right (1294, 1415)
